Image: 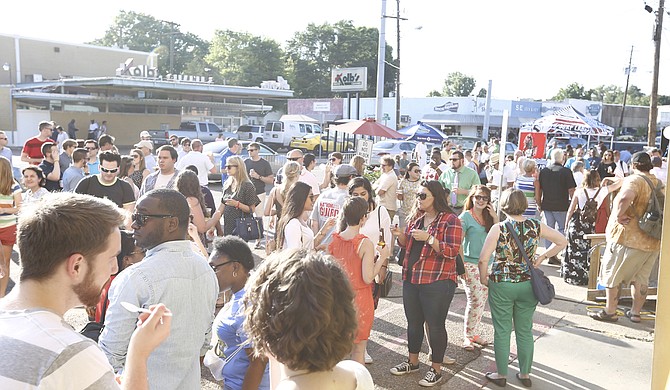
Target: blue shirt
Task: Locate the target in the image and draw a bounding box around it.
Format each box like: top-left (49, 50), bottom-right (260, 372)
top-left (100, 240), bottom-right (219, 390)
top-left (219, 149), bottom-right (236, 183)
top-left (214, 289), bottom-right (270, 390)
top-left (87, 160), bottom-right (100, 175)
top-left (61, 166), bottom-right (85, 192)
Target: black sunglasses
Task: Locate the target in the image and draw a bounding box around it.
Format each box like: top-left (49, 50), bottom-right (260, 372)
top-left (100, 167), bottom-right (119, 173)
top-left (417, 192), bottom-right (428, 200)
top-left (132, 213), bottom-right (174, 227)
top-left (210, 260), bottom-right (235, 272)
top-left (474, 195), bottom-right (490, 202)
top-left (288, 157), bottom-right (301, 161)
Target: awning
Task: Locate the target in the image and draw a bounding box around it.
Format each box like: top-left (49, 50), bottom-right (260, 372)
top-left (420, 114), bottom-right (523, 127)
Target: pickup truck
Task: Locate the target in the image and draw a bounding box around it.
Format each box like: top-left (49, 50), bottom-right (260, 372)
top-left (147, 121), bottom-right (237, 146)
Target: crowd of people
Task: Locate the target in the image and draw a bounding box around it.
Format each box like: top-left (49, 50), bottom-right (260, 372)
top-left (0, 121), bottom-right (665, 389)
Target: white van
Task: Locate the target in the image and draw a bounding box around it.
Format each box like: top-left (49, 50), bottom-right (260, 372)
top-left (264, 120), bottom-right (322, 151)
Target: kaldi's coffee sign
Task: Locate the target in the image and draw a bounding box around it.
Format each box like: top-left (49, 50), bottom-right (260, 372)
top-left (331, 67), bottom-right (367, 92)
top-left (116, 58), bottom-right (212, 83)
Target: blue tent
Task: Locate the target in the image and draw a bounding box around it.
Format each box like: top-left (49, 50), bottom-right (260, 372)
top-left (398, 121), bottom-right (448, 142)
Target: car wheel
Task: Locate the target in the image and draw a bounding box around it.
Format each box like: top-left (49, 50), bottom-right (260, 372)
top-left (313, 145), bottom-right (322, 155)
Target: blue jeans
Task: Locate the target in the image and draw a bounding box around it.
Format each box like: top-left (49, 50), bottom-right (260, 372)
top-left (542, 210), bottom-right (566, 248)
top-left (403, 278), bottom-right (456, 363)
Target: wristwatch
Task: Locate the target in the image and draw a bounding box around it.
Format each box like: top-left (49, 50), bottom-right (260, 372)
top-left (428, 235), bottom-right (435, 246)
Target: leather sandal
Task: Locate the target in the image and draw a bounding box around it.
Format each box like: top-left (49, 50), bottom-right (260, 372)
top-left (485, 372), bottom-right (507, 387)
top-left (516, 373), bottom-right (532, 387)
top-left (469, 335), bottom-right (489, 347)
top-left (588, 309), bottom-right (618, 322)
top-left (625, 310), bottom-right (642, 323)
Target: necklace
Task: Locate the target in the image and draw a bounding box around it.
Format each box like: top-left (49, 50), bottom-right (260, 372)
top-left (470, 209), bottom-right (485, 226)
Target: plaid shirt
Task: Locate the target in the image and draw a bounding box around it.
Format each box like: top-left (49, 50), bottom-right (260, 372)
top-left (401, 211), bottom-right (462, 284)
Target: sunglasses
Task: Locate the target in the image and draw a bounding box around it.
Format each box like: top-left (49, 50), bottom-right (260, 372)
top-left (210, 260), bottom-right (235, 273)
top-left (449, 158), bottom-right (461, 161)
top-left (329, 157), bottom-right (338, 161)
top-left (132, 155), bottom-right (141, 159)
top-left (288, 157), bottom-right (301, 161)
top-left (411, 169), bottom-right (421, 173)
top-left (86, 147), bottom-right (97, 151)
top-left (225, 165), bottom-right (237, 169)
top-left (417, 192), bottom-right (429, 200)
top-left (131, 213), bottom-right (174, 227)
top-left (247, 149), bottom-right (258, 152)
top-left (474, 195), bottom-right (490, 202)
top-left (100, 167), bottom-right (119, 173)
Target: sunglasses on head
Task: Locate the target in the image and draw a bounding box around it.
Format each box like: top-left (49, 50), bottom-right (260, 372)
top-left (100, 167), bottom-right (119, 173)
top-left (131, 213), bottom-right (174, 227)
top-left (417, 192), bottom-right (428, 200)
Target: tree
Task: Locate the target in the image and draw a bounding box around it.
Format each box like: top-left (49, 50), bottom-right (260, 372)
top-left (89, 11), bottom-right (209, 76)
top-left (477, 88), bottom-right (488, 98)
top-left (285, 20), bottom-right (397, 98)
top-left (206, 30), bottom-right (285, 87)
top-left (590, 84), bottom-right (650, 106)
top-left (427, 90), bottom-right (443, 97)
top-left (552, 82), bottom-right (594, 100)
top-left (441, 72), bottom-right (476, 97)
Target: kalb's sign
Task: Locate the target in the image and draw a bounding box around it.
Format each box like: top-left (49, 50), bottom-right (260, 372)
top-left (331, 67), bottom-right (367, 92)
top-left (116, 58), bottom-right (158, 78)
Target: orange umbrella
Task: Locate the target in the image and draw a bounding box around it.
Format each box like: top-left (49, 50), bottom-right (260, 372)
top-left (329, 118), bottom-right (405, 139)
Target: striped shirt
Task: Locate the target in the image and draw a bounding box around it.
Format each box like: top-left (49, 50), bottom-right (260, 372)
top-left (0, 309), bottom-right (118, 389)
top-left (514, 175), bottom-right (538, 218)
top-left (0, 183), bottom-right (20, 229)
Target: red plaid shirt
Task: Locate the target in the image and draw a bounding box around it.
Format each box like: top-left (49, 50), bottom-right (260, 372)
top-left (401, 211), bottom-right (462, 284)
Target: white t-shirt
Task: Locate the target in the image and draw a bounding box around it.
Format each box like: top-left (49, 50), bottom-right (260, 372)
top-left (154, 173), bottom-right (174, 189)
top-left (284, 218), bottom-right (314, 250)
top-left (310, 187), bottom-right (348, 245)
top-left (374, 171), bottom-right (399, 211)
top-left (0, 309), bottom-right (118, 389)
top-left (336, 360), bottom-right (374, 390)
top-left (299, 169), bottom-right (321, 195)
top-left (652, 166), bottom-right (667, 185)
top-left (573, 171), bottom-right (584, 189)
top-left (176, 151), bottom-right (214, 186)
top-left (360, 205), bottom-right (392, 246)
top-left (414, 143), bottom-right (427, 166)
top-left (575, 187), bottom-right (609, 210)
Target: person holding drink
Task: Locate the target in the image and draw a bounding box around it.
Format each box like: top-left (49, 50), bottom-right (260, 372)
top-left (439, 151), bottom-right (481, 216)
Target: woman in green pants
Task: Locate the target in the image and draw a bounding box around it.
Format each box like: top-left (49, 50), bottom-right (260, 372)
top-left (478, 189), bottom-right (567, 387)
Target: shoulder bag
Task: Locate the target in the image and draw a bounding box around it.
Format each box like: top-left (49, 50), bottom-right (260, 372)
top-left (373, 206), bottom-right (393, 306)
top-left (79, 290), bottom-right (108, 342)
top-left (233, 212), bottom-right (263, 241)
top-left (505, 221), bottom-right (555, 305)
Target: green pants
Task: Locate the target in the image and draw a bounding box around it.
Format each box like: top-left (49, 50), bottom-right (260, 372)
top-left (488, 280), bottom-right (537, 375)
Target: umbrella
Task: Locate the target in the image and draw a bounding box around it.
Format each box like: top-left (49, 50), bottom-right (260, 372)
top-left (398, 121), bottom-right (448, 142)
top-left (329, 118), bottom-right (405, 139)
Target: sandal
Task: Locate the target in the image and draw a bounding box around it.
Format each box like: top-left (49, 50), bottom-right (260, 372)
top-left (588, 309), bottom-right (618, 322)
top-left (485, 372), bottom-right (507, 387)
top-left (469, 335), bottom-right (489, 347)
top-left (626, 310), bottom-right (642, 323)
top-left (516, 373), bottom-right (532, 388)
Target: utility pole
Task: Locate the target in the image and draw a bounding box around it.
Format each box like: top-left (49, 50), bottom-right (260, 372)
top-left (619, 45), bottom-right (634, 130)
top-left (648, 0), bottom-right (664, 146)
top-left (375, 0), bottom-right (387, 124)
top-left (395, 0), bottom-right (401, 130)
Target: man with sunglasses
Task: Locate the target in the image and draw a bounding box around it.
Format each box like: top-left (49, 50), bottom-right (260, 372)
top-left (438, 150), bottom-right (481, 214)
top-left (75, 151), bottom-right (135, 216)
top-left (85, 139), bottom-right (101, 175)
top-left (100, 189), bottom-right (218, 389)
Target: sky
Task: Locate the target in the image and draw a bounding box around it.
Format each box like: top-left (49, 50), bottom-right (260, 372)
top-left (1, 0), bottom-right (669, 101)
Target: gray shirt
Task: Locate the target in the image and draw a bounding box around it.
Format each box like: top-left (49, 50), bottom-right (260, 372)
top-left (309, 187), bottom-right (348, 245)
top-left (99, 240), bottom-right (218, 390)
top-left (62, 166), bottom-right (85, 192)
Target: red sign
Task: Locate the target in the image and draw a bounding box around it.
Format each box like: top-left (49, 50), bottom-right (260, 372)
top-left (519, 132), bottom-right (547, 159)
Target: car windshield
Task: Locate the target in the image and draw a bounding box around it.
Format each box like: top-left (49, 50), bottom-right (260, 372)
top-left (236, 126), bottom-right (257, 133)
top-left (374, 141), bottom-right (396, 149)
top-left (203, 142), bottom-right (227, 154)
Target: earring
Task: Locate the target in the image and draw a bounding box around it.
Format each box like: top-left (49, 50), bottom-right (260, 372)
top-left (233, 271), bottom-right (238, 278)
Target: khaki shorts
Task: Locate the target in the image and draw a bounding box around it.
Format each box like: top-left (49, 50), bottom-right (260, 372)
top-left (599, 242), bottom-right (659, 288)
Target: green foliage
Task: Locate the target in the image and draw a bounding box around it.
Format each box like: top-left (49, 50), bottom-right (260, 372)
top-left (589, 84), bottom-right (650, 106)
top-left (427, 90), bottom-right (443, 97)
top-left (477, 88), bottom-right (488, 98)
top-left (206, 30), bottom-right (285, 87)
top-left (285, 20), bottom-right (397, 98)
top-left (442, 72), bottom-right (476, 97)
top-left (552, 82), bottom-right (593, 100)
top-left (364, 168), bottom-right (381, 183)
top-left (88, 11), bottom-right (209, 76)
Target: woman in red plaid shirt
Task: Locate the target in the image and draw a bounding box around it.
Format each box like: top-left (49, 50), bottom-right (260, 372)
top-left (389, 180), bottom-right (462, 387)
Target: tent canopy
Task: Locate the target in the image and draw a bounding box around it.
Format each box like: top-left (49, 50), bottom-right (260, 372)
top-left (398, 121), bottom-right (448, 142)
top-left (521, 106), bottom-right (614, 136)
top-left (329, 118), bottom-right (405, 138)
top-left (279, 114), bottom-right (319, 123)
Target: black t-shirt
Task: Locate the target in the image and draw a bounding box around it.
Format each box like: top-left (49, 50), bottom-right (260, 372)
top-left (74, 175), bottom-right (135, 208)
top-left (244, 158), bottom-right (273, 195)
top-left (406, 219), bottom-right (425, 281)
top-left (597, 161), bottom-right (616, 178)
top-left (38, 160), bottom-right (61, 192)
top-left (538, 163), bottom-right (577, 211)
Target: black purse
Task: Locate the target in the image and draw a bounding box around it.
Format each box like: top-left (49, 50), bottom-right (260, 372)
top-left (233, 213), bottom-right (264, 241)
top-left (79, 290), bottom-right (108, 342)
top-left (506, 221), bottom-right (555, 305)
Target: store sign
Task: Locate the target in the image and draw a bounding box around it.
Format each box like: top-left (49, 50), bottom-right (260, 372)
top-left (116, 58), bottom-right (213, 83)
top-left (356, 138), bottom-right (374, 164)
top-left (511, 101), bottom-right (542, 118)
top-left (313, 102), bottom-right (331, 112)
top-left (331, 67), bottom-right (367, 92)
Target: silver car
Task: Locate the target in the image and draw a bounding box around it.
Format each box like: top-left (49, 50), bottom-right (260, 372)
top-left (202, 140), bottom-right (286, 182)
top-left (370, 140), bottom-right (417, 166)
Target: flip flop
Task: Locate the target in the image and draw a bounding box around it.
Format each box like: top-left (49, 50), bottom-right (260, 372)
top-left (626, 310), bottom-right (642, 323)
top-left (469, 335), bottom-right (489, 347)
top-left (589, 309), bottom-right (618, 322)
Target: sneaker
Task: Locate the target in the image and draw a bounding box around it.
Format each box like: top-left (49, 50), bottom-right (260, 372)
top-left (390, 361), bottom-right (420, 376)
top-left (418, 367), bottom-right (442, 387)
top-left (364, 350), bottom-right (373, 364)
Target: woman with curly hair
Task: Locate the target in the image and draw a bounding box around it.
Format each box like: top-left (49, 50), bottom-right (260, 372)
top-left (129, 148), bottom-right (150, 189)
top-left (459, 185), bottom-right (498, 350)
top-left (21, 166), bottom-right (48, 204)
top-left (244, 249), bottom-right (374, 389)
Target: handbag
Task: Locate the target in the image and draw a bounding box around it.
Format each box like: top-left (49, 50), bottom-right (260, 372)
top-left (373, 206), bottom-right (393, 305)
top-left (203, 340), bottom-right (247, 382)
top-left (233, 213), bottom-right (263, 241)
top-left (505, 221), bottom-right (555, 305)
top-left (455, 254), bottom-right (466, 276)
top-left (79, 289), bottom-right (108, 342)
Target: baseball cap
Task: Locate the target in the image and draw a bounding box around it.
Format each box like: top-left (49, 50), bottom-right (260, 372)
top-left (134, 140), bottom-right (154, 150)
top-left (333, 164), bottom-right (358, 177)
top-left (139, 131), bottom-right (151, 138)
top-left (631, 151), bottom-right (651, 165)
